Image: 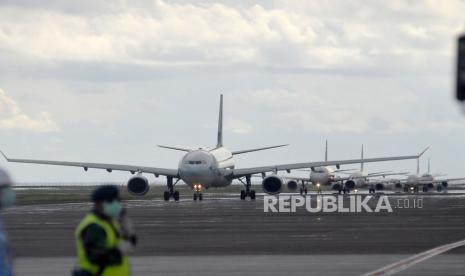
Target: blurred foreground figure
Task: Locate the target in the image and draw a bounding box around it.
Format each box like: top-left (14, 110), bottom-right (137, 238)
top-left (457, 33), bottom-right (465, 102)
top-left (73, 185), bottom-right (137, 276)
top-left (0, 169), bottom-right (16, 276)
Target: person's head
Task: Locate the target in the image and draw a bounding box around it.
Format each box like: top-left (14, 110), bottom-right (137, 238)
top-left (0, 168), bottom-right (15, 209)
top-left (91, 185), bottom-right (122, 219)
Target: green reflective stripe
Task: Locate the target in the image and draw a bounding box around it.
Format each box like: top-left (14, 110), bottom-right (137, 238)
top-left (75, 214), bottom-right (130, 276)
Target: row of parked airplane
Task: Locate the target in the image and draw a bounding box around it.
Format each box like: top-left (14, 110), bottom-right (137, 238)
top-left (282, 141), bottom-right (464, 195)
top-left (1, 95), bottom-right (460, 201)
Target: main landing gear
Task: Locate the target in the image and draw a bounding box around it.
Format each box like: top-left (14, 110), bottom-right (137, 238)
top-left (300, 180), bottom-right (308, 196)
top-left (240, 176), bottom-right (256, 200)
top-left (164, 177), bottom-right (180, 201)
top-left (193, 184), bottom-right (203, 201)
top-left (368, 186), bottom-right (376, 194)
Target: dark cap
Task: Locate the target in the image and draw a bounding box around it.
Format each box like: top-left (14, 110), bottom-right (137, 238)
top-left (91, 185), bottom-right (120, 203)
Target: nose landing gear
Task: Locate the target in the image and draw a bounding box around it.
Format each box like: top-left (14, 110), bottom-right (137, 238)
top-left (193, 184), bottom-right (203, 201)
top-left (298, 180), bottom-right (308, 196)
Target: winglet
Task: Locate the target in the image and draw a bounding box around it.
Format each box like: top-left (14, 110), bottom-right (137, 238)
top-left (418, 147), bottom-right (429, 158)
top-left (0, 151), bottom-right (9, 162)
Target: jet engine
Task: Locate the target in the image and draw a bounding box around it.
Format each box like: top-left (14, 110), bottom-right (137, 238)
top-left (395, 182), bottom-right (402, 189)
top-left (287, 180), bottom-right (298, 191)
top-left (262, 175), bottom-right (283, 195)
top-left (127, 175), bottom-right (150, 196)
top-left (332, 183), bottom-right (342, 191)
top-left (375, 183), bottom-right (385, 191)
top-left (345, 180), bottom-right (355, 190)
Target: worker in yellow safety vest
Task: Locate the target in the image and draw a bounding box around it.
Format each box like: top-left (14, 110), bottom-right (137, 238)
top-left (73, 185), bottom-right (137, 276)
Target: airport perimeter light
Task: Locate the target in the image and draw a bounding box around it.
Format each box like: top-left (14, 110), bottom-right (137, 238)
top-left (458, 33), bottom-right (465, 102)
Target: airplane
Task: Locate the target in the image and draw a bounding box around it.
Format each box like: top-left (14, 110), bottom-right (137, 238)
top-left (340, 145), bottom-right (413, 193)
top-left (1, 95), bottom-right (425, 201)
top-left (391, 158), bottom-right (465, 193)
top-left (283, 140), bottom-right (357, 194)
top-left (285, 143), bottom-right (418, 194)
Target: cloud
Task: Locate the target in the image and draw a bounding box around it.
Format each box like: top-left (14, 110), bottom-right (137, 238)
top-left (0, 89), bottom-right (59, 132)
top-left (226, 118), bottom-right (254, 134)
top-left (0, 0), bottom-right (463, 74)
top-left (245, 86), bottom-right (463, 134)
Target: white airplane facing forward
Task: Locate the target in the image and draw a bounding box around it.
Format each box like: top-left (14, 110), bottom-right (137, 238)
top-left (1, 95), bottom-right (425, 201)
top-left (341, 145), bottom-right (413, 193)
top-left (284, 141), bottom-right (357, 194)
top-left (285, 142), bottom-right (420, 194)
top-left (393, 158), bottom-right (465, 193)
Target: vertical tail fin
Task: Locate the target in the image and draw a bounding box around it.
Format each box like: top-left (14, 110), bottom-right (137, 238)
top-left (217, 94), bottom-right (223, 148)
top-left (417, 156), bottom-right (420, 175)
top-left (324, 140), bottom-right (328, 162)
top-left (361, 144), bottom-right (364, 171)
top-left (428, 158), bottom-right (431, 174)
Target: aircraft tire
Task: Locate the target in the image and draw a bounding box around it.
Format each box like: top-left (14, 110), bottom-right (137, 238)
top-left (250, 190), bottom-right (256, 200)
top-left (163, 191), bottom-right (170, 201)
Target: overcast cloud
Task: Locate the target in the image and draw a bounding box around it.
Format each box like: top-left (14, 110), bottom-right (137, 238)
top-left (0, 0), bottom-right (464, 183)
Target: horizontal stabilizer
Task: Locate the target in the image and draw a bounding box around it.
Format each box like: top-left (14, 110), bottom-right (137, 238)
top-left (157, 145), bottom-right (191, 152)
top-left (231, 144), bottom-right (289, 155)
top-left (369, 171), bottom-right (410, 177)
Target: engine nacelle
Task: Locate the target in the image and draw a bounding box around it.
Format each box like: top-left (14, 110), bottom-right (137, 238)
top-left (345, 180), bottom-right (355, 190)
top-left (375, 183), bottom-right (385, 191)
top-left (395, 182), bottom-right (402, 189)
top-left (127, 176), bottom-right (150, 196)
top-left (262, 175), bottom-right (283, 195)
top-left (287, 180), bottom-right (298, 191)
top-left (332, 183), bottom-right (342, 191)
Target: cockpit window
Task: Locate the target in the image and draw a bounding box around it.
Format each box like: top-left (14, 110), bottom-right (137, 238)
top-left (187, 161), bottom-right (203, 165)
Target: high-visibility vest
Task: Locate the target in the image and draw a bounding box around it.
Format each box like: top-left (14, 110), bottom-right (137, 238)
top-left (75, 213), bottom-right (130, 276)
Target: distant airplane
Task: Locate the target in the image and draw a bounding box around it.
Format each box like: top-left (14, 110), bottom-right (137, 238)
top-left (338, 144), bottom-right (412, 193)
top-left (285, 142), bottom-right (417, 194)
top-left (391, 158), bottom-right (465, 193)
top-left (1, 95), bottom-right (424, 201)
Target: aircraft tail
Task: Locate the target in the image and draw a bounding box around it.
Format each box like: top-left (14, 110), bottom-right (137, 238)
top-left (428, 158), bottom-right (431, 174)
top-left (217, 94), bottom-right (223, 148)
top-left (325, 140), bottom-right (328, 162)
top-left (361, 144), bottom-right (364, 171)
top-left (416, 146), bottom-right (429, 175)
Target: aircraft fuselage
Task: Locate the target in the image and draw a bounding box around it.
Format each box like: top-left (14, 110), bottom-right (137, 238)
top-left (178, 147), bottom-right (234, 189)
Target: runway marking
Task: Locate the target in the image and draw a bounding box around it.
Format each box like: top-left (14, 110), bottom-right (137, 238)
top-left (362, 238), bottom-right (465, 276)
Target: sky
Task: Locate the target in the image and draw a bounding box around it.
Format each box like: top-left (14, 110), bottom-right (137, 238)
top-left (0, 0), bottom-right (464, 184)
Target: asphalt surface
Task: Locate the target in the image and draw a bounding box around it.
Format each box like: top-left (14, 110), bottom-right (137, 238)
top-left (2, 192), bottom-right (465, 275)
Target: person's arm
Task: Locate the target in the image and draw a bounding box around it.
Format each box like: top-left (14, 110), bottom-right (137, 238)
top-left (80, 223), bottom-right (122, 266)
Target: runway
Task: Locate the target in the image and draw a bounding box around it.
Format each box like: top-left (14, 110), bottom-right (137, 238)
top-left (3, 192), bottom-right (465, 275)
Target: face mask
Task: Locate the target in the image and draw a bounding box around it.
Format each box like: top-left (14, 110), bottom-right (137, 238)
top-left (103, 200), bottom-right (122, 219)
top-left (1, 187), bottom-right (16, 208)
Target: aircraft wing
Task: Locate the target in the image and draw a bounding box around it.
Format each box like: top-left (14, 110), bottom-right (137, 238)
top-left (419, 178), bottom-right (465, 185)
top-left (0, 152), bottom-right (179, 177)
top-left (227, 150), bottom-right (426, 179)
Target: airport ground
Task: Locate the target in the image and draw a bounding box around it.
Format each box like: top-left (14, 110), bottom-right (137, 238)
top-left (4, 185), bottom-right (465, 275)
